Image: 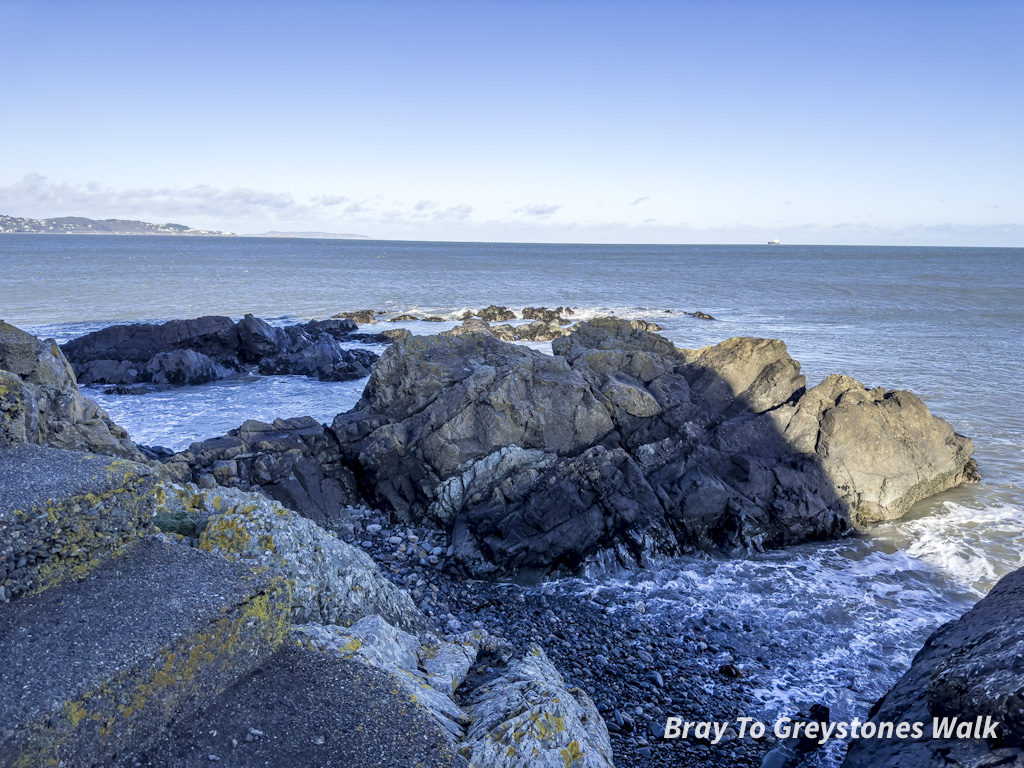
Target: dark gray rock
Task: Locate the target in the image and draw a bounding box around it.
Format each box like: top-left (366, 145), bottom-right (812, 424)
top-left (476, 305), bottom-right (517, 322)
top-left (843, 567), bottom-right (1024, 768)
top-left (133, 645), bottom-right (468, 768)
top-left (164, 417), bottom-right (362, 529)
top-left (63, 315), bottom-right (240, 365)
top-left (61, 314), bottom-right (374, 386)
top-left (522, 306), bottom-right (570, 323)
top-left (257, 334), bottom-right (375, 381)
top-left (146, 349), bottom-right (234, 386)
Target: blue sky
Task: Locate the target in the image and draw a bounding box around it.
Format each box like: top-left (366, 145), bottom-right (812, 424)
top-left (2, 0), bottom-right (1021, 244)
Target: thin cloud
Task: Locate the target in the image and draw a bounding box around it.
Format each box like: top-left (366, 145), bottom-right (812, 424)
top-left (630, 197), bottom-right (650, 205)
top-left (514, 203), bottom-right (562, 218)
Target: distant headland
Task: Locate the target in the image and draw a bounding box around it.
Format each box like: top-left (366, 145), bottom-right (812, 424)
top-left (0, 214), bottom-right (234, 236)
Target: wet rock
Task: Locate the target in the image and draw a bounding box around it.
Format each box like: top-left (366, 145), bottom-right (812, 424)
top-left (332, 309), bottom-right (378, 324)
top-left (390, 314), bottom-right (420, 322)
top-left (522, 307), bottom-right (570, 324)
top-left (476, 305), bottom-right (517, 322)
top-left (145, 349), bottom-right (233, 386)
top-left (843, 568), bottom-right (1024, 768)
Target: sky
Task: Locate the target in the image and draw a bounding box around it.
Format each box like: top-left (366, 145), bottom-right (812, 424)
top-left (1, 0), bottom-right (1021, 245)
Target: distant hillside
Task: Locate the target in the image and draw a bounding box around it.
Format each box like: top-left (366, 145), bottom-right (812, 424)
top-left (247, 231), bottom-right (372, 239)
top-left (0, 214), bottom-right (234, 236)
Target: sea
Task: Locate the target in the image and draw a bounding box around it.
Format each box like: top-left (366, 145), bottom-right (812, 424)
top-left (3, 235), bottom-right (1022, 764)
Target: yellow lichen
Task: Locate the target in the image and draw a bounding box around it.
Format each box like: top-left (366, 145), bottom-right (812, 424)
top-left (561, 739), bottom-right (584, 767)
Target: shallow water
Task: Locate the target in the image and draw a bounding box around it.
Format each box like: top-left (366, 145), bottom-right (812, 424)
top-left (4, 235), bottom-right (1022, 763)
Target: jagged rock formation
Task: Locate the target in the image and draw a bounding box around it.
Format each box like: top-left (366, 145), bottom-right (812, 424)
top-left (1, 321), bottom-right (141, 458)
top-left (61, 314), bottom-right (379, 386)
top-left (843, 566), bottom-right (1024, 767)
top-left (173, 318), bottom-right (977, 579)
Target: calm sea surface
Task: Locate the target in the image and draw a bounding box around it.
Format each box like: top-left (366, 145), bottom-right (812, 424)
top-left (3, 235), bottom-right (1022, 764)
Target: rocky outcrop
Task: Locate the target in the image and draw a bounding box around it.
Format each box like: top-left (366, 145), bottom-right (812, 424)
top-left (291, 617), bottom-right (613, 768)
top-left (1, 322), bottom-right (141, 458)
top-left (522, 307), bottom-right (572, 323)
top-left (330, 318), bottom-right (975, 577)
top-left (461, 647), bottom-right (615, 768)
top-left (843, 566), bottom-right (1024, 768)
top-left (170, 318), bottom-right (976, 580)
top-left (61, 314), bottom-right (378, 386)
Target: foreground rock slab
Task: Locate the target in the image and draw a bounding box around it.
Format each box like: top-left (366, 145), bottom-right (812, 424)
top-left (131, 644), bottom-right (469, 768)
top-left (0, 538), bottom-right (289, 768)
top-left (0, 444), bottom-right (158, 602)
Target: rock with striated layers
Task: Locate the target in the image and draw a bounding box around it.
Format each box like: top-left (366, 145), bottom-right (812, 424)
top-left (331, 318), bottom-right (975, 577)
top-left (163, 416), bottom-right (360, 528)
top-left (0, 322), bottom-right (141, 459)
top-left (843, 566), bottom-right (1024, 768)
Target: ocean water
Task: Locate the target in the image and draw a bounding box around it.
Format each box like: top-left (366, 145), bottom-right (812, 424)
top-left (4, 235), bottom-right (1022, 762)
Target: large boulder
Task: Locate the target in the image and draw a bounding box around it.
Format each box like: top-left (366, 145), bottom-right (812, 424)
top-left (332, 318), bottom-right (975, 577)
top-left (843, 566), bottom-right (1024, 768)
top-left (332, 333), bottom-right (615, 520)
top-left (0, 322), bottom-right (141, 458)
